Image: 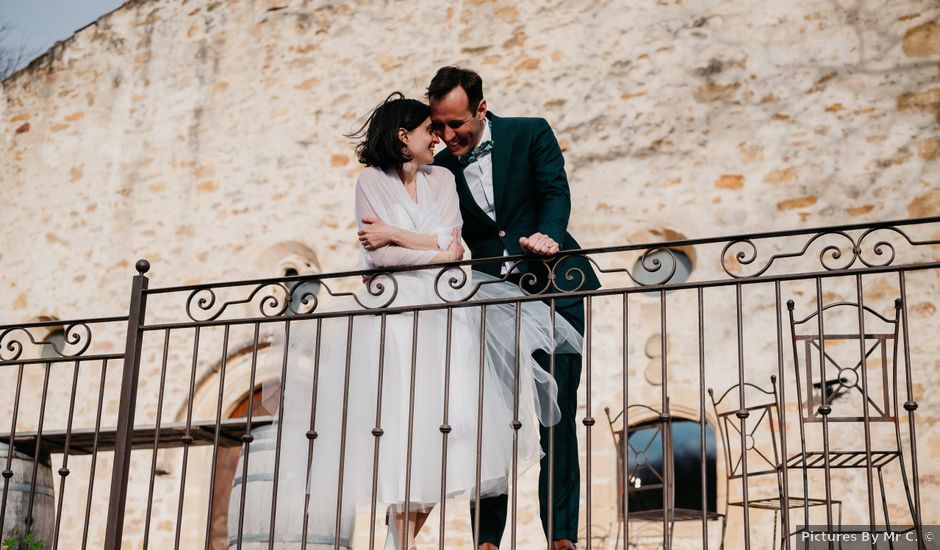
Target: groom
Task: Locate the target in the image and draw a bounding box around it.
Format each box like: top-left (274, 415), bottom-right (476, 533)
top-left (427, 66), bottom-right (600, 550)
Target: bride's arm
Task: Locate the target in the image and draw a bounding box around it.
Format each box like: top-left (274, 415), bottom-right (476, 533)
top-left (356, 184), bottom-right (459, 266)
top-left (367, 235), bottom-right (461, 266)
top-left (358, 216), bottom-right (443, 251)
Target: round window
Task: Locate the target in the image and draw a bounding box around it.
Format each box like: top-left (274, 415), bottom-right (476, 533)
top-left (633, 248), bottom-right (693, 287)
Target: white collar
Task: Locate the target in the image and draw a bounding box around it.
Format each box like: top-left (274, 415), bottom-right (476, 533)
top-left (479, 116), bottom-right (492, 145)
top-left (467, 116), bottom-right (492, 152)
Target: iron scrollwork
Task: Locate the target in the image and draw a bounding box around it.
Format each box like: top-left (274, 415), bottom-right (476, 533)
top-left (552, 247), bottom-right (678, 291)
top-left (722, 231), bottom-right (857, 278)
top-left (186, 283), bottom-right (292, 322)
top-left (721, 225), bottom-right (940, 279)
top-left (855, 226), bottom-right (940, 268)
top-left (183, 273), bottom-right (401, 322)
top-left (432, 246), bottom-right (683, 303)
top-left (0, 322), bottom-right (93, 362)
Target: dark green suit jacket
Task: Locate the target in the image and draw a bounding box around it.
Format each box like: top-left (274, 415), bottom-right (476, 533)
top-left (434, 113), bottom-right (600, 318)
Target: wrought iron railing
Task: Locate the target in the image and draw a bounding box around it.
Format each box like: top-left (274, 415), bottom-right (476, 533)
top-left (2, 216), bottom-right (939, 549)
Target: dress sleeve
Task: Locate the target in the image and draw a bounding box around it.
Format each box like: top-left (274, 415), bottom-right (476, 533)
top-left (428, 167), bottom-right (463, 250)
top-left (355, 176), bottom-right (439, 268)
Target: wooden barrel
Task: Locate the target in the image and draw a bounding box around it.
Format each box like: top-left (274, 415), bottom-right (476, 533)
top-left (227, 425), bottom-right (351, 549)
top-left (0, 444), bottom-right (55, 547)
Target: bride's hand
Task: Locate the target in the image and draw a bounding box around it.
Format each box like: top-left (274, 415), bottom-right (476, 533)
top-left (358, 216), bottom-right (397, 250)
top-left (447, 229), bottom-right (465, 261)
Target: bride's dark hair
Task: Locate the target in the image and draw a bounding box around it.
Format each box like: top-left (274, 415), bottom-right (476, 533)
top-left (347, 92), bottom-right (431, 171)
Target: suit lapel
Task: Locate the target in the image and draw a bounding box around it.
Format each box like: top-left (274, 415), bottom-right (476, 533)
top-left (437, 150), bottom-right (496, 228)
top-left (489, 113), bottom-right (514, 223)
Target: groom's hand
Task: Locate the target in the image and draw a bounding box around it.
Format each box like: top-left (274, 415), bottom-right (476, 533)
top-left (520, 232), bottom-right (560, 256)
top-left (358, 216), bottom-right (396, 250)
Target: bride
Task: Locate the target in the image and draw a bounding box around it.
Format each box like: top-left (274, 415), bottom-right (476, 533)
top-left (271, 93), bottom-right (581, 550)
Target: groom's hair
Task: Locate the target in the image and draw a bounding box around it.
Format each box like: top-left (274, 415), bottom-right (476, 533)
top-left (347, 92), bottom-right (431, 170)
top-left (427, 66), bottom-right (484, 112)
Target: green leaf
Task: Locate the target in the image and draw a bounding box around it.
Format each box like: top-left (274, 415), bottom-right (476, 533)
top-left (2, 533), bottom-right (45, 550)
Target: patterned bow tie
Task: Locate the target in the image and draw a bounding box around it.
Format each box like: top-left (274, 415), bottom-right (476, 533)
top-left (459, 140), bottom-right (494, 167)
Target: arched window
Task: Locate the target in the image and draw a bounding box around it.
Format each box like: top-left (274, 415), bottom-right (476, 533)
top-left (256, 242), bottom-right (322, 317)
top-left (626, 418), bottom-right (717, 516)
top-left (627, 227), bottom-right (696, 291)
top-left (632, 248), bottom-right (693, 287)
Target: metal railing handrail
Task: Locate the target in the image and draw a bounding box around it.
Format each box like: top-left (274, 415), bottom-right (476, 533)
top-left (142, 216), bottom-right (940, 294)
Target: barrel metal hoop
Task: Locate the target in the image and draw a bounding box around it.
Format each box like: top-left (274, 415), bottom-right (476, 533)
top-left (2, 482), bottom-right (55, 498)
top-left (227, 533), bottom-right (353, 547)
top-left (231, 472), bottom-right (276, 488)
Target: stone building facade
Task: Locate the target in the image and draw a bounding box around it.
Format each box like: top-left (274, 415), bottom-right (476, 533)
top-left (1, 0), bottom-right (939, 548)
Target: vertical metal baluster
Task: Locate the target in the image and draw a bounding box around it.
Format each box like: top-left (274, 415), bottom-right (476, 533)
top-left (143, 329), bottom-right (171, 550)
top-left (174, 326), bottom-right (203, 549)
top-left (437, 309), bottom-right (453, 550)
top-left (659, 290), bottom-right (670, 549)
top-left (584, 296), bottom-right (595, 550)
top-left (622, 294), bottom-right (630, 550)
top-left (51, 359), bottom-right (82, 550)
top-left (268, 320), bottom-right (293, 550)
top-left (473, 306), bottom-right (487, 549)
top-left (105, 260), bottom-right (149, 550)
top-left (236, 323), bottom-right (263, 550)
top-left (698, 288), bottom-right (708, 547)
top-left (301, 319), bottom-right (324, 550)
top-left (203, 324), bottom-right (231, 550)
top-left (400, 311), bottom-right (420, 550)
top-left (25, 361), bottom-right (52, 544)
top-left (735, 284), bottom-right (750, 550)
top-left (775, 282), bottom-right (792, 550)
top-left (786, 301), bottom-right (812, 539)
top-left (898, 272), bottom-right (925, 548)
top-left (0, 362), bottom-right (25, 539)
top-left (370, 314), bottom-right (388, 550)
top-left (81, 358), bottom-right (110, 550)
top-left (334, 317), bottom-right (355, 550)
top-left (813, 278), bottom-right (834, 549)
top-left (546, 298), bottom-right (556, 550)
top-left (879, 332), bottom-right (894, 536)
top-left (510, 304), bottom-right (521, 550)
top-left (854, 275), bottom-right (876, 535)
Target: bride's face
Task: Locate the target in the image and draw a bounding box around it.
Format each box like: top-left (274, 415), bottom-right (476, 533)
top-left (402, 117), bottom-right (439, 166)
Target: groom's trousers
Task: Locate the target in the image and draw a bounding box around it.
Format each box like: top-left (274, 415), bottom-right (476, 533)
top-left (472, 299), bottom-right (584, 546)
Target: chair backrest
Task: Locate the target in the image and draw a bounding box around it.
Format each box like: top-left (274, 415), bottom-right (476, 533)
top-left (786, 300), bottom-right (902, 425)
top-left (708, 377), bottom-right (782, 482)
top-left (605, 400), bottom-right (721, 521)
top-left (605, 402), bottom-right (672, 519)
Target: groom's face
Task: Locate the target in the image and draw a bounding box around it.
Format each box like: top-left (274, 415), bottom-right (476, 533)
top-left (429, 86), bottom-right (487, 158)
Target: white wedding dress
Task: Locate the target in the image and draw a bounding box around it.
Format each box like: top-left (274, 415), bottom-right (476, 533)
top-left (269, 165), bottom-right (581, 549)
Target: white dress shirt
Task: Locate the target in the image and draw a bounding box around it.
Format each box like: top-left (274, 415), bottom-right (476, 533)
top-left (462, 121), bottom-right (496, 221)
top-left (462, 122), bottom-right (512, 273)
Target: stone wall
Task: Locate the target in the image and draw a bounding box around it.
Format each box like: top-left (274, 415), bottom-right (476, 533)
top-left (1, 0), bottom-right (939, 548)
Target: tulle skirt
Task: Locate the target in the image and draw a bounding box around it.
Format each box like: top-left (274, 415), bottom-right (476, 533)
top-left (266, 270), bottom-right (581, 545)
